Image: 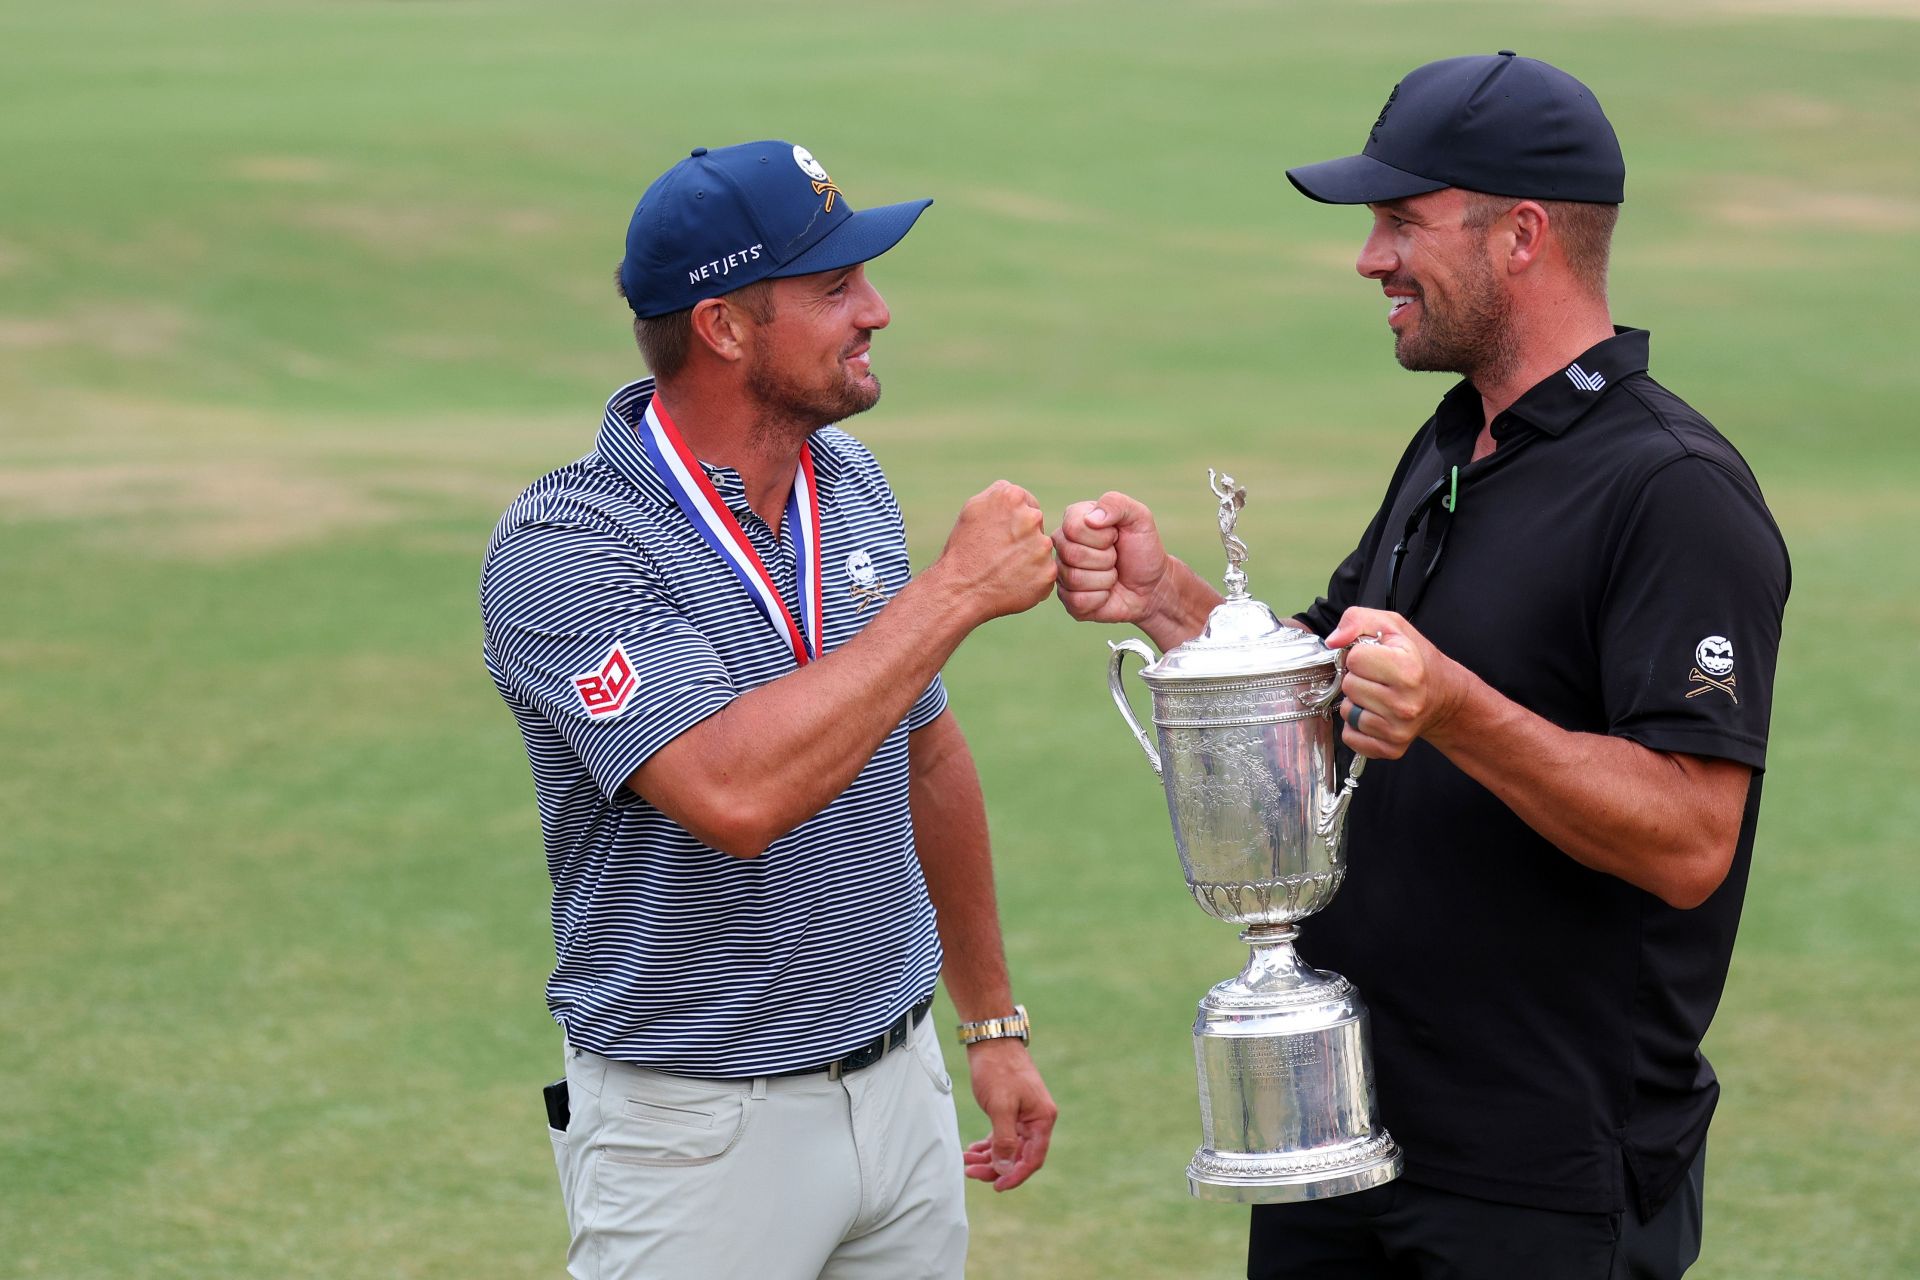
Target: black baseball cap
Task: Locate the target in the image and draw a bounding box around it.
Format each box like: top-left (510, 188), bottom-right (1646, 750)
top-left (619, 140), bottom-right (931, 318)
top-left (1287, 52), bottom-right (1625, 205)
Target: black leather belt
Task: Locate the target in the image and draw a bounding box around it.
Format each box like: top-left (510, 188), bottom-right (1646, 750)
top-left (772, 995), bottom-right (934, 1081)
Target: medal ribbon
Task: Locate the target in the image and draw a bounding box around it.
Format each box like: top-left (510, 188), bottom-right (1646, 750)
top-left (637, 395), bottom-right (823, 666)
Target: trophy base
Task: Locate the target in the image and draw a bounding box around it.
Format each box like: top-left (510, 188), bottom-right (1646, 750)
top-left (1188, 1135), bottom-right (1403, 1203)
top-left (1188, 923), bottom-right (1401, 1204)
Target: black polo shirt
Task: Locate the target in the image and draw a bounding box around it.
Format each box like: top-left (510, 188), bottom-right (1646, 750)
top-left (1295, 328), bottom-right (1790, 1217)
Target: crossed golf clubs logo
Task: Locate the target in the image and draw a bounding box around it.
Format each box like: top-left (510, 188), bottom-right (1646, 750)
top-left (846, 549), bottom-right (886, 608)
top-left (1687, 635), bottom-right (1737, 703)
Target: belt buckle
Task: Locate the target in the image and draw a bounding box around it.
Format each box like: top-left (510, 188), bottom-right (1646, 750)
top-left (821, 1001), bottom-right (925, 1082)
top-left (826, 1043), bottom-right (871, 1081)
top-left (825, 1019), bottom-right (903, 1081)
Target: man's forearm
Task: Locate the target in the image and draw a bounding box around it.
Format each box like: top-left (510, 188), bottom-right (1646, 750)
top-left (629, 571), bottom-right (978, 857)
top-left (1330, 607), bottom-right (1753, 909)
top-left (1424, 668), bottom-right (1751, 909)
top-left (1141, 556), bottom-right (1222, 651)
top-left (629, 479), bottom-right (1053, 857)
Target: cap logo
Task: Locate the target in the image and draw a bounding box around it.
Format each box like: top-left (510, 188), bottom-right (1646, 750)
top-left (1687, 635), bottom-right (1738, 703)
top-left (1368, 84), bottom-right (1401, 146)
top-left (688, 243), bottom-right (764, 287)
top-left (792, 145), bottom-right (841, 211)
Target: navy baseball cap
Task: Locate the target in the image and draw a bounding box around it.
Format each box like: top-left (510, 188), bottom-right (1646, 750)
top-left (618, 140), bottom-right (932, 318)
top-left (1287, 52), bottom-right (1625, 205)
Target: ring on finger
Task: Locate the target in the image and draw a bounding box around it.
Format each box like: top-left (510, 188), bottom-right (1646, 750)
top-left (1346, 703), bottom-right (1365, 731)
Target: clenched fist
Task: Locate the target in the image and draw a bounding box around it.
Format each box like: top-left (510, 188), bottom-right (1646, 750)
top-left (1053, 491), bottom-right (1220, 650)
top-left (929, 480), bottom-right (1056, 627)
top-left (1052, 491), bottom-right (1172, 626)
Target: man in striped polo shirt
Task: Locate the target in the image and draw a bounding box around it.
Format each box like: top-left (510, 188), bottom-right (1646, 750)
top-left (481, 142), bottom-right (1057, 1278)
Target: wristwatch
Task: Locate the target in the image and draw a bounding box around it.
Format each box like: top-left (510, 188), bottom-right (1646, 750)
top-left (956, 1004), bottom-right (1030, 1047)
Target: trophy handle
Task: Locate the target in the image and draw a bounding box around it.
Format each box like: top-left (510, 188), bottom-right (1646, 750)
top-left (1315, 635), bottom-right (1381, 850)
top-left (1317, 754), bottom-right (1367, 851)
top-left (1107, 639), bottom-right (1163, 779)
top-left (1308, 632), bottom-right (1379, 712)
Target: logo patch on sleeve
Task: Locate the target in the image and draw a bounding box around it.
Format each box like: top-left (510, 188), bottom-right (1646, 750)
top-left (1687, 635), bottom-right (1737, 703)
top-left (573, 643), bottom-right (637, 718)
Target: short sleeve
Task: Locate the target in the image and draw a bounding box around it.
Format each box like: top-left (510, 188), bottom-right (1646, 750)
top-left (481, 521), bottom-right (737, 799)
top-left (1599, 456), bottom-right (1789, 771)
top-left (906, 673), bottom-right (948, 731)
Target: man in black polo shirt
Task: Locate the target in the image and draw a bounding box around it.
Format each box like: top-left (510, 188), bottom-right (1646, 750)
top-left (1053, 53), bottom-right (1789, 1279)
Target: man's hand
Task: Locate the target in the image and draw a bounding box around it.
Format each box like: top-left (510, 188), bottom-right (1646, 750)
top-left (1052, 491), bottom-right (1219, 650)
top-left (1052, 491), bottom-right (1171, 626)
top-left (1326, 607), bottom-right (1471, 759)
top-left (959, 1039), bottom-right (1056, 1192)
top-left (926, 481), bottom-right (1056, 628)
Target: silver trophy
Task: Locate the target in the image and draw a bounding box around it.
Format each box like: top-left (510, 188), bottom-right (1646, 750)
top-left (1106, 471), bottom-right (1402, 1203)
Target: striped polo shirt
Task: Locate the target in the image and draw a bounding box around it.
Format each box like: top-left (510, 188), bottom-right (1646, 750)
top-left (480, 378), bottom-right (946, 1076)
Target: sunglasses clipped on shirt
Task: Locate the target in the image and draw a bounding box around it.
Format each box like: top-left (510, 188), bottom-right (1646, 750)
top-left (1385, 464), bottom-right (1463, 617)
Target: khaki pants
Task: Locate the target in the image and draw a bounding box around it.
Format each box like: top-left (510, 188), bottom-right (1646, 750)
top-left (552, 1016), bottom-right (967, 1279)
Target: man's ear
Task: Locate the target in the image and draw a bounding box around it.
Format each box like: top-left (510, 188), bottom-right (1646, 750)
top-left (690, 297), bottom-right (748, 363)
top-left (1504, 200), bottom-right (1549, 275)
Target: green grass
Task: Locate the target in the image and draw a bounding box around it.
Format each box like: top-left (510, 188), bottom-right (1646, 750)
top-left (3, 2), bottom-right (1917, 1276)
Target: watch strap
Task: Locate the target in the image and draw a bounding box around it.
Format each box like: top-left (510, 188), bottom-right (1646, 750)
top-left (956, 1004), bottom-right (1030, 1046)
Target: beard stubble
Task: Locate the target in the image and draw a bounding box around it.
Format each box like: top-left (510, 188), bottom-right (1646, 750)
top-left (1392, 248), bottom-right (1519, 388)
top-left (744, 341), bottom-right (881, 447)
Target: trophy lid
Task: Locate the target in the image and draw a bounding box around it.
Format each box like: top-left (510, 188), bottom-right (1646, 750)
top-left (1142, 595), bottom-right (1336, 681)
top-left (1139, 470), bottom-right (1339, 683)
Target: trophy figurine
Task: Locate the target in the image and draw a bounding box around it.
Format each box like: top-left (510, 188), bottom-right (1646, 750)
top-left (1106, 471), bottom-right (1402, 1203)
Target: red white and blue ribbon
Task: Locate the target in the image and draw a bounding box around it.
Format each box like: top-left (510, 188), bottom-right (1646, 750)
top-left (637, 395), bottom-right (824, 666)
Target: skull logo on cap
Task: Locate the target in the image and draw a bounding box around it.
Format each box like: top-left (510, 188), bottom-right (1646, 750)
top-left (791, 145), bottom-right (841, 211)
top-left (792, 146), bottom-right (830, 183)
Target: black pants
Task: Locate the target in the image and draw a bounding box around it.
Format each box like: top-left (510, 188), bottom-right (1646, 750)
top-left (1248, 1146), bottom-right (1706, 1280)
